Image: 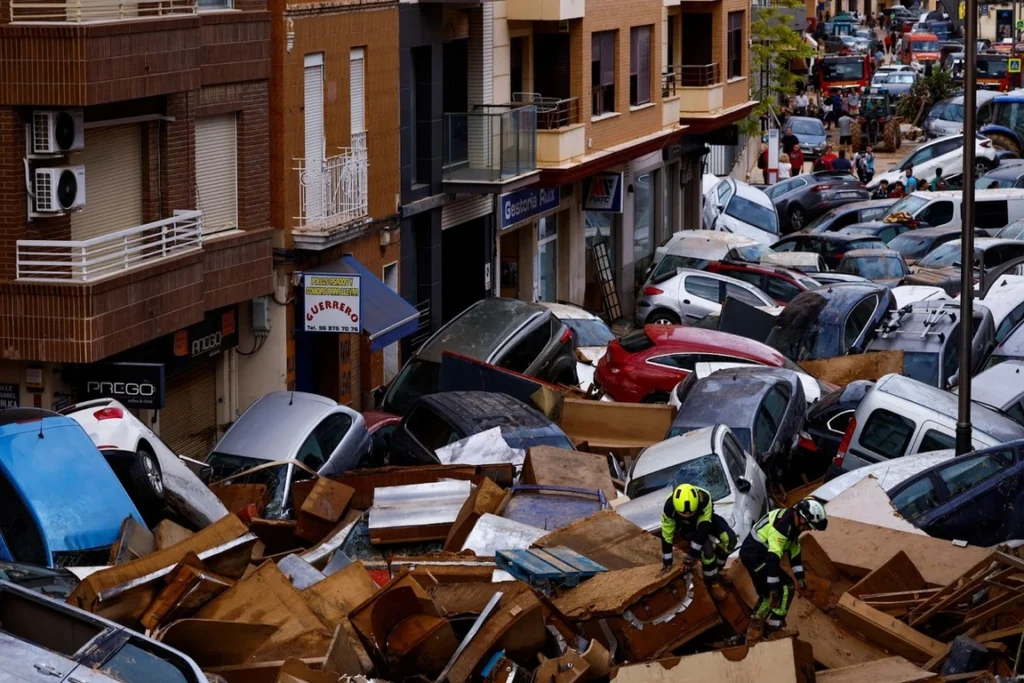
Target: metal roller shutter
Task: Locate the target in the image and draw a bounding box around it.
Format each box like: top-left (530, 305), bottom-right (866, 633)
top-left (304, 56), bottom-right (325, 221)
top-left (70, 125), bottom-right (143, 241)
top-left (195, 115), bottom-right (238, 234)
top-left (441, 195), bottom-right (493, 230)
top-left (350, 48), bottom-right (366, 137)
top-left (159, 357), bottom-right (218, 459)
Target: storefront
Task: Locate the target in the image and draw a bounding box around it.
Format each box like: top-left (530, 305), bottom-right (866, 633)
top-left (497, 186), bottom-right (563, 303)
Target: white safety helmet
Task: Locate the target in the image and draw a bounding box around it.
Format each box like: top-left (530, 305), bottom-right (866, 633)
top-left (795, 498), bottom-right (828, 531)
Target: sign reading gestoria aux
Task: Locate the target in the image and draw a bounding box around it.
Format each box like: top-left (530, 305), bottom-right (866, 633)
top-left (304, 273), bottom-right (361, 333)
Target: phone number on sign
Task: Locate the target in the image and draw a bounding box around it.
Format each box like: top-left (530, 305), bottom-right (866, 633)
top-left (310, 325), bottom-right (355, 332)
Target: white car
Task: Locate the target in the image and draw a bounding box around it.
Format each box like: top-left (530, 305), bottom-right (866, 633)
top-left (538, 302), bottom-right (616, 395)
top-left (892, 285), bottom-right (949, 309)
top-left (63, 398), bottom-right (228, 527)
top-left (811, 450), bottom-right (955, 503)
top-left (668, 361), bottom-right (829, 408)
top-left (703, 177), bottom-right (781, 245)
top-left (867, 134), bottom-right (998, 190)
top-left (616, 425), bottom-right (769, 541)
top-left (635, 267), bottom-right (777, 326)
top-left (976, 274), bottom-right (1024, 344)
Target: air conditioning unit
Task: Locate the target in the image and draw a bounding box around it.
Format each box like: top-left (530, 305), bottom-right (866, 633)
top-left (34, 166), bottom-right (86, 213)
top-left (32, 110), bottom-right (85, 154)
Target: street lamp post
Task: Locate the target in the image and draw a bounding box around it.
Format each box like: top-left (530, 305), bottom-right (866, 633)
top-left (957, 0), bottom-right (978, 455)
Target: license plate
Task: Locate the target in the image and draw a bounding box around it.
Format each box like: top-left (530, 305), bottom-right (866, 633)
top-left (836, 191), bottom-right (860, 198)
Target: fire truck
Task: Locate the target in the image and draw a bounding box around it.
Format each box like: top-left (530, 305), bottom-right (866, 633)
top-left (817, 54), bottom-right (872, 92)
top-left (952, 52), bottom-right (1023, 91)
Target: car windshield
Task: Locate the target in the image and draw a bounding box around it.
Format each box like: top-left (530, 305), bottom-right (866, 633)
top-left (565, 318), bottom-right (615, 347)
top-left (790, 120), bottom-right (824, 135)
top-left (889, 73), bottom-right (915, 84)
top-left (206, 453), bottom-right (307, 518)
top-left (939, 104), bottom-right (964, 122)
top-left (732, 243), bottom-right (774, 263)
top-left (651, 254), bottom-right (710, 283)
top-left (626, 453), bottom-right (732, 500)
top-left (977, 176), bottom-right (1015, 188)
top-left (918, 242), bottom-right (982, 268)
top-left (872, 74), bottom-right (889, 85)
top-left (839, 256), bottom-right (905, 279)
top-left (725, 196), bottom-right (779, 234)
top-left (912, 40), bottom-right (939, 51)
top-left (889, 233), bottom-right (937, 259)
top-left (382, 359), bottom-right (441, 415)
top-left (824, 59), bottom-right (866, 81)
top-left (903, 351), bottom-right (940, 385)
top-left (884, 195), bottom-right (929, 217)
top-left (805, 207), bottom-right (847, 232)
top-left (929, 101), bottom-right (951, 118)
top-left (979, 57), bottom-right (1008, 77)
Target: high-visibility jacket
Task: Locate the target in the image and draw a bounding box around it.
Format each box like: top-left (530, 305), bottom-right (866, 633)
top-left (749, 508), bottom-right (805, 588)
top-left (660, 487), bottom-right (714, 561)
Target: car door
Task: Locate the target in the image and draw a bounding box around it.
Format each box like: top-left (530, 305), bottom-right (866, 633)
top-left (497, 318), bottom-right (554, 377)
top-left (312, 411), bottom-right (355, 475)
top-left (394, 403), bottom-right (462, 465)
top-left (680, 274), bottom-right (724, 320)
top-left (932, 136), bottom-right (965, 176)
top-left (753, 385), bottom-right (791, 469)
top-left (842, 294), bottom-right (881, 354)
top-left (719, 428), bottom-right (768, 534)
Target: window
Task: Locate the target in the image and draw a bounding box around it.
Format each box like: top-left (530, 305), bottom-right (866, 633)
top-left (649, 354), bottom-right (697, 371)
top-left (919, 429), bottom-right (956, 452)
top-left (303, 55), bottom-right (325, 221)
top-left (936, 450), bottom-right (1015, 497)
top-left (592, 31), bottom-right (617, 116)
top-left (296, 432), bottom-right (326, 471)
top-left (754, 406), bottom-right (778, 455)
top-left (198, 0), bottom-right (231, 8)
top-left (728, 270), bottom-right (763, 288)
top-left (917, 201), bottom-right (954, 227)
top-left (99, 640), bottom-right (192, 683)
top-left (772, 239), bottom-right (798, 252)
top-left (498, 323), bottom-right (552, 373)
top-left (405, 405), bottom-right (457, 451)
top-left (726, 282), bottom-right (769, 307)
top-left (538, 215), bottom-right (558, 302)
top-left (976, 200), bottom-right (1010, 230)
top-left (767, 277), bottom-right (802, 303)
top-left (313, 413), bottom-right (353, 458)
top-left (842, 295), bottom-right (879, 352)
top-left (728, 12), bottom-right (744, 79)
top-left (717, 180), bottom-right (735, 205)
top-left (860, 409), bottom-right (915, 459)
top-left (684, 276), bottom-right (722, 301)
top-left (763, 386), bottom-right (790, 425)
top-left (826, 409), bottom-right (855, 436)
top-left (891, 477), bottom-right (942, 521)
top-left (996, 301), bottom-right (1024, 343)
top-left (0, 470), bottom-right (46, 565)
top-left (722, 432), bottom-right (748, 481)
top-left (634, 174), bottom-right (654, 280)
top-left (630, 26), bottom-right (652, 106)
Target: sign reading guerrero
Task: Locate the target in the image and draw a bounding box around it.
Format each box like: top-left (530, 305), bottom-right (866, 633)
top-left (304, 273), bottom-right (361, 333)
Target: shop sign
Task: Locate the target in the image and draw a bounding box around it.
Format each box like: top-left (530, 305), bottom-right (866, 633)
top-left (304, 273), bottom-right (361, 333)
top-left (0, 383), bottom-right (18, 409)
top-left (82, 363), bottom-right (166, 410)
top-left (172, 307), bottom-right (239, 360)
top-left (499, 186), bottom-right (560, 229)
top-left (582, 173), bottom-right (624, 213)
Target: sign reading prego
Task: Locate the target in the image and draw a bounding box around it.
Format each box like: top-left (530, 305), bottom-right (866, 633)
top-left (304, 273), bottom-right (361, 333)
top-left (82, 363), bottom-right (166, 410)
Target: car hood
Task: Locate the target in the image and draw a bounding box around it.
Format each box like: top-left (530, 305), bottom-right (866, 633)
top-left (616, 487), bottom-right (738, 535)
top-left (905, 266), bottom-right (959, 288)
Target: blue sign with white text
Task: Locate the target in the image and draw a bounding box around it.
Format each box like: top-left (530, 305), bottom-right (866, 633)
top-left (500, 187), bottom-right (561, 230)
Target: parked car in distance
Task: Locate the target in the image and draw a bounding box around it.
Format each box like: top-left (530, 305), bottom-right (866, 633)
top-left (206, 391), bottom-right (370, 518)
top-left (811, 450), bottom-right (954, 503)
top-left (867, 134), bottom-right (998, 190)
top-left (770, 233), bottom-right (889, 270)
top-left (539, 301), bottom-right (616, 394)
top-left (801, 199), bottom-right (898, 234)
top-left (977, 274), bottom-right (1024, 343)
top-left (595, 326), bottom-right (792, 403)
top-left (615, 425), bottom-right (768, 540)
top-left (636, 268), bottom-right (776, 326)
top-left (765, 282), bottom-right (896, 361)
top-left (388, 391), bottom-right (574, 466)
top-left (887, 226), bottom-right (964, 266)
top-left (703, 177), bottom-right (781, 244)
top-left (647, 230), bottom-right (773, 284)
top-left (0, 578), bottom-right (208, 682)
top-left (829, 373), bottom-right (1024, 478)
top-left (381, 297), bottom-right (578, 415)
top-left (837, 222), bottom-right (912, 245)
top-left (669, 366), bottom-right (806, 482)
top-left (880, 190), bottom-right (1024, 233)
top-left (781, 116), bottom-right (828, 159)
top-left (905, 238), bottom-right (1024, 296)
top-left (764, 171), bottom-right (870, 233)
top-left (962, 360), bottom-right (1024, 425)
top-left (977, 162), bottom-right (1024, 190)
top-left (794, 380), bottom-right (874, 481)
top-left (994, 218), bottom-right (1024, 239)
top-left (62, 398), bottom-right (228, 527)
top-left (924, 91), bottom-right (999, 138)
top-left (705, 260), bottom-right (821, 305)
top-left (887, 440), bottom-right (1024, 546)
top-left (871, 70), bottom-right (917, 99)
top-left (836, 248), bottom-right (909, 285)
top-left (0, 409), bottom-right (144, 568)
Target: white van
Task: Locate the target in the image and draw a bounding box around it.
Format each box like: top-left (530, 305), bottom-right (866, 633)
top-left (883, 189), bottom-right (1024, 232)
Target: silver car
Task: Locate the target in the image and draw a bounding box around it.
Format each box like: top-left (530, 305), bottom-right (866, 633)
top-left (923, 91), bottom-right (999, 138)
top-left (0, 579), bottom-right (207, 682)
top-left (636, 268), bottom-right (776, 326)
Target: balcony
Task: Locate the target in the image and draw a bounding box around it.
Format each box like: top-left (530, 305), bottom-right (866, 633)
top-left (512, 94), bottom-right (585, 169)
top-left (669, 63), bottom-right (726, 116)
top-left (661, 73), bottom-right (681, 130)
top-left (507, 0), bottom-right (583, 21)
top-left (293, 132), bottom-right (370, 250)
top-left (442, 104), bottom-right (540, 194)
top-left (8, 0), bottom-right (196, 23)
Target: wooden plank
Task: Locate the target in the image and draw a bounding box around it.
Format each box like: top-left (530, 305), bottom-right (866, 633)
top-left (445, 590), bottom-right (546, 683)
top-left (210, 483), bottom-right (271, 516)
top-left (154, 520), bottom-right (194, 550)
top-left (206, 657), bottom-right (326, 683)
top-left (275, 658), bottom-right (340, 683)
top-left (429, 582), bottom-right (528, 617)
top-left (835, 593), bottom-right (947, 665)
top-left (800, 350), bottom-right (904, 386)
top-left (299, 561), bottom-right (379, 629)
top-left (608, 639), bottom-right (816, 683)
top-left (909, 554), bottom-right (1000, 627)
top-left (850, 551), bottom-right (928, 599)
top-left (816, 656), bottom-right (939, 683)
top-left (976, 624), bottom-right (1024, 643)
top-left (155, 619), bottom-right (278, 667)
top-left (551, 563), bottom-right (687, 619)
top-left (520, 446), bottom-right (617, 503)
top-left (323, 619), bottom-right (373, 676)
top-left (556, 398), bottom-right (674, 450)
top-left (535, 510), bottom-right (682, 570)
top-left (140, 557), bottom-right (234, 630)
top-left (789, 594), bottom-right (893, 669)
top-left (108, 517), bottom-right (155, 565)
top-left (443, 478), bottom-right (507, 552)
top-left (295, 478), bottom-right (355, 543)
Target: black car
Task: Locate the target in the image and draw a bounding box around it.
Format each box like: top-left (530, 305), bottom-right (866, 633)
top-left (838, 221), bottom-right (913, 244)
top-left (802, 199), bottom-right (898, 234)
top-left (669, 366), bottom-right (806, 483)
top-left (388, 391), bottom-right (575, 466)
top-left (795, 380), bottom-right (874, 481)
top-left (764, 282), bottom-right (897, 361)
top-left (887, 226), bottom-right (964, 266)
top-left (905, 238), bottom-right (1024, 296)
top-left (976, 162), bottom-right (1024, 190)
top-left (770, 233), bottom-right (889, 269)
top-left (764, 171), bottom-right (870, 233)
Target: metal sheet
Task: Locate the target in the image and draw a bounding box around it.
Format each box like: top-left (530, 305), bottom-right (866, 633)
top-left (435, 428), bottom-right (526, 468)
top-left (278, 554), bottom-right (327, 590)
top-left (368, 480), bottom-right (473, 530)
top-left (435, 591), bottom-right (503, 683)
top-left (461, 514), bottom-right (546, 556)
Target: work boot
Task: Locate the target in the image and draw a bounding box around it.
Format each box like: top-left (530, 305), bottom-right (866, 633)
top-left (746, 617), bottom-right (765, 642)
top-left (708, 580), bottom-right (729, 602)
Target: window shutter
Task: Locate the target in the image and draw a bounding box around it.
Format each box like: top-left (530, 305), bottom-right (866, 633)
top-left (592, 33), bottom-right (601, 63)
top-left (195, 115), bottom-right (238, 234)
top-left (600, 32), bottom-right (615, 87)
top-left (350, 48), bottom-right (366, 136)
top-left (304, 57), bottom-right (325, 220)
top-left (639, 26), bottom-right (651, 104)
top-left (630, 27), bottom-right (638, 78)
top-left (69, 125), bottom-right (143, 241)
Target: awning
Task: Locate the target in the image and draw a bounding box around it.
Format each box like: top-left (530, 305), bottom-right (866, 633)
top-left (306, 255), bottom-right (419, 351)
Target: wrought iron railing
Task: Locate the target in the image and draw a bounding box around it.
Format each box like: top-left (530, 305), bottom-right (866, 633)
top-left (511, 94), bottom-right (580, 130)
top-left (295, 133), bottom-right (369, 232)
top-left (10, 0), bottom-right (196, 23)
top-left (668, 63), bottom-right (722, 87)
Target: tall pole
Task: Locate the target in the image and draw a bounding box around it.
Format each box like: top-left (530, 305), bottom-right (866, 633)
top-left (957, 0), bottom-right (978, 455)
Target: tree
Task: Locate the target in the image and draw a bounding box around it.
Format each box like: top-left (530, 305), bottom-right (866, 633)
top-left (742, 0), bottom-right (816, 137)
top-left (895, 67), bottom-right (956, 126)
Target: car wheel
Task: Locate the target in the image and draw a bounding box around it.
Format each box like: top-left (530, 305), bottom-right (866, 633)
top-left (789, 206), bottom-right (806, 232)
top-left (128, 446), bottom-right (165, 513)
top-left (642, 392), bottom-right (670, 404)
top-left (648, 310), bottom-right (681, 325)
top-left (975, 158), bottom-right (996, 176)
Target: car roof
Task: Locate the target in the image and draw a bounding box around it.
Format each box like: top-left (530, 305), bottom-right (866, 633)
top-left (968, 360), bottom-right (1024, 407)
top-left (983, 165), bottom-right (1024, 181)
top-left (783, 232), bottom-right (886, 244)
top-left (418, 298), bottom-right (545, 363)
top-left (661, 229), bottom-right (760, 252)
top-left (826, 199), bottom-right (897, 214)
top-left (537, 301), bottom-right (602, 321)
top-left (630, 427), bottom-right (719, 481)
top-left (644, 325), bottom-right (786, 363)
top-left (716, 261), bottom-right (804, 279)
top-left (844, 248), bottom-right (902, 258)
top-left (947, 90), bottom-right (1000, 107)
top-left (943, 237), bottom-right (1023, 251)
top-left (673, 371), bottom-right (789, 430)
top-left (212, 391), bottom-right (341, 460)
top-left (785, 116), bottom-right (823, 126)
top-left (420, 391), bottom-right (563, 437)
top-left (874, 373), bottom-right (1024, 440)
top-left (812, 450), bottom-right (955, 503)
top-left (731, 179), bottom-right (774, 208)
top-left (897, 225), bottom-right (962, 238)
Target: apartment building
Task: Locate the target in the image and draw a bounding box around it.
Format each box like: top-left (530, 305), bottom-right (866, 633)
top-left (0, 0), bottom-right (274, 456)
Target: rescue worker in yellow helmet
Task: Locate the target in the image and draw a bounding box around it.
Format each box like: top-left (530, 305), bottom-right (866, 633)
top-left (741, 498), bottom-right (828, 641)
top-left (661, 483), bottom-right (737, 601)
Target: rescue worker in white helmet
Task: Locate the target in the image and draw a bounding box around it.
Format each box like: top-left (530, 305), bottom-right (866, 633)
top-left (660, 483), bottom-right (737, 601)
top-left (741, 498), bottom-right (828, 641)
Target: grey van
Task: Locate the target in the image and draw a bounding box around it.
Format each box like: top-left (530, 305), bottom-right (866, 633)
top-left (829, 373), bottom-right (1024, 478)
top-left (381, 298), bottom-right (578, 416)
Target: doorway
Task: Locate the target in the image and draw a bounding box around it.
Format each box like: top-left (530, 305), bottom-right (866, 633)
top-left (383, 262), bottom-right (399, 384)
top-left (442, 217), bottom-right (487, 323)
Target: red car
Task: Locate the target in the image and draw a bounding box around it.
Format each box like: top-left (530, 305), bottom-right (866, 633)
top-left (595, 326), bottom-right (792, 403)
top-left (705, 261), bottom-right (819, 305)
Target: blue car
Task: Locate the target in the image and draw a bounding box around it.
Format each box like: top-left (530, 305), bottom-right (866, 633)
top-left (888, 439), bottom-right (1024, 547)
top-left (0, 409), bottom-right (144, 568)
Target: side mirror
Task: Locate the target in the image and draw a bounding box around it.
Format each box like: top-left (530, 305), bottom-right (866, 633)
top-left (198, 465), bottom-right (213, 485)
top-left (372, 385), bottom-right (388, 409)
top-left (736, 476), bottom-right (752, 494)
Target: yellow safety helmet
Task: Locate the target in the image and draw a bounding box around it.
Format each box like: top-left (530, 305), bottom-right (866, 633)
top-left (672, 484), bottom-right (700, 517)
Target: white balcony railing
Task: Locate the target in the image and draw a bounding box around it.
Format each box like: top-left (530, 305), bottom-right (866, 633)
top-left (16, 210), bottom-right (203, 282)
top-left (295, 133), bottom-right (369, 232)
top-left (9, 0), bottom-right (197, 23)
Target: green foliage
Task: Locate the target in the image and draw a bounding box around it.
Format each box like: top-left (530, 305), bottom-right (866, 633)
top-left (742, 0), bottom-right (816, 137)
top-left (895, 67), bottom-right (957, 124)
